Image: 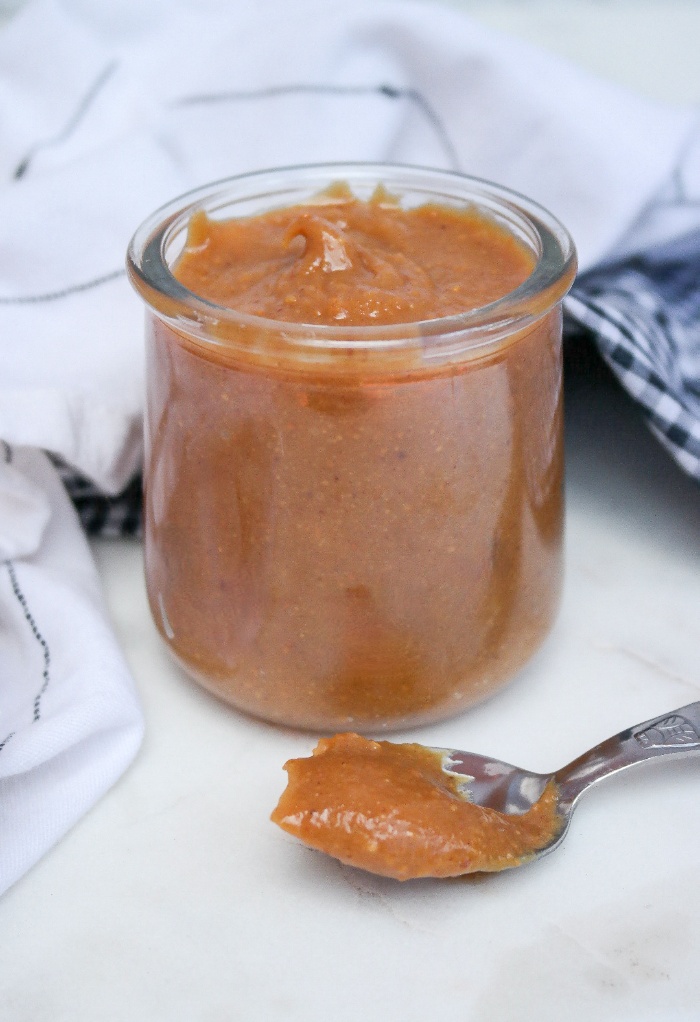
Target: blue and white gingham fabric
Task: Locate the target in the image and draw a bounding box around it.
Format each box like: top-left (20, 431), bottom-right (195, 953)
top-left (565, 124), bottom-right (700, 484)
top-left (566, 227), bottom-right (700, 482)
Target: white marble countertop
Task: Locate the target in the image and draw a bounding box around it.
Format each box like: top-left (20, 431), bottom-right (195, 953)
top-left (2, 3), bottom-right (700, 1020)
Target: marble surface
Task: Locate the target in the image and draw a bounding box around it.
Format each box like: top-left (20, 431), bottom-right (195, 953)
top-left (2, 3), bottom-right (700, 1020)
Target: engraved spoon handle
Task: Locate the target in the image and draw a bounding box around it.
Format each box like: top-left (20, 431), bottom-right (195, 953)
top-left (554, 700), bottom-right (700, 812)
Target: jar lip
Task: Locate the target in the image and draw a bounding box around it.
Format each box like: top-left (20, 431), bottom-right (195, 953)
top-left (126, 162), bottom-right (577, 351)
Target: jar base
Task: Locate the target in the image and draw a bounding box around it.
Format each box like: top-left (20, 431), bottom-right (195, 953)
top-left (158, 627), bottom-right (555, 734)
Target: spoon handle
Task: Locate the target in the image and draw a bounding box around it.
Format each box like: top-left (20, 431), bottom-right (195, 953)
top-left (555, 700), bottom-right (700, 810)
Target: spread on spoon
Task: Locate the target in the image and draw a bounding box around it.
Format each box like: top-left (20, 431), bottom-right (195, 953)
top-left (271, 732), bottom-right (563, 880)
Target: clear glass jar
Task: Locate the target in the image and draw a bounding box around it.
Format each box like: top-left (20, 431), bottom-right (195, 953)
top-left (127, 163), bottom-right (576, 731)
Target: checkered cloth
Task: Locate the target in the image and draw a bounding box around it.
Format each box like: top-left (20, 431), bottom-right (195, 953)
top-left (566, 229), bottom-right (700, 482)
top-left (49, 455), bottom-right (143, 539)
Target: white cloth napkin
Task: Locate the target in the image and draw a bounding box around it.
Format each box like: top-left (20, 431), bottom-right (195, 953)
top-left (0, 0), bottom-right (696, 896)
top-left (0, 443), bottom-right (143, 895)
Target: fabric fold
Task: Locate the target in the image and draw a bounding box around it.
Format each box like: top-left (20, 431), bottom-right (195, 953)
top-left (0, 446), bottom-right (143, 896)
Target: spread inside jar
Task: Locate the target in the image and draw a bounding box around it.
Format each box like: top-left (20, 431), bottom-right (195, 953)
top-left (271, 732), bottom-right (562, 880)
top-left (173, 183), bottom-right (535, 326)
top-left (142, 181), bottom-right (566, 731)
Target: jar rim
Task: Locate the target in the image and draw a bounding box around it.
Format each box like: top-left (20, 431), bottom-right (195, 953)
top-left (126, 162), bottom-right (577, 359)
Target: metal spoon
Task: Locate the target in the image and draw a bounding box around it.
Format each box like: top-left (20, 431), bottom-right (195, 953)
top-left (438, 699), bottom-right (700, 863)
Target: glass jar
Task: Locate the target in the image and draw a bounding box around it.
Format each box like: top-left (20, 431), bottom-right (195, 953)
top-left (127, 163), bottom-right (576, 732)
